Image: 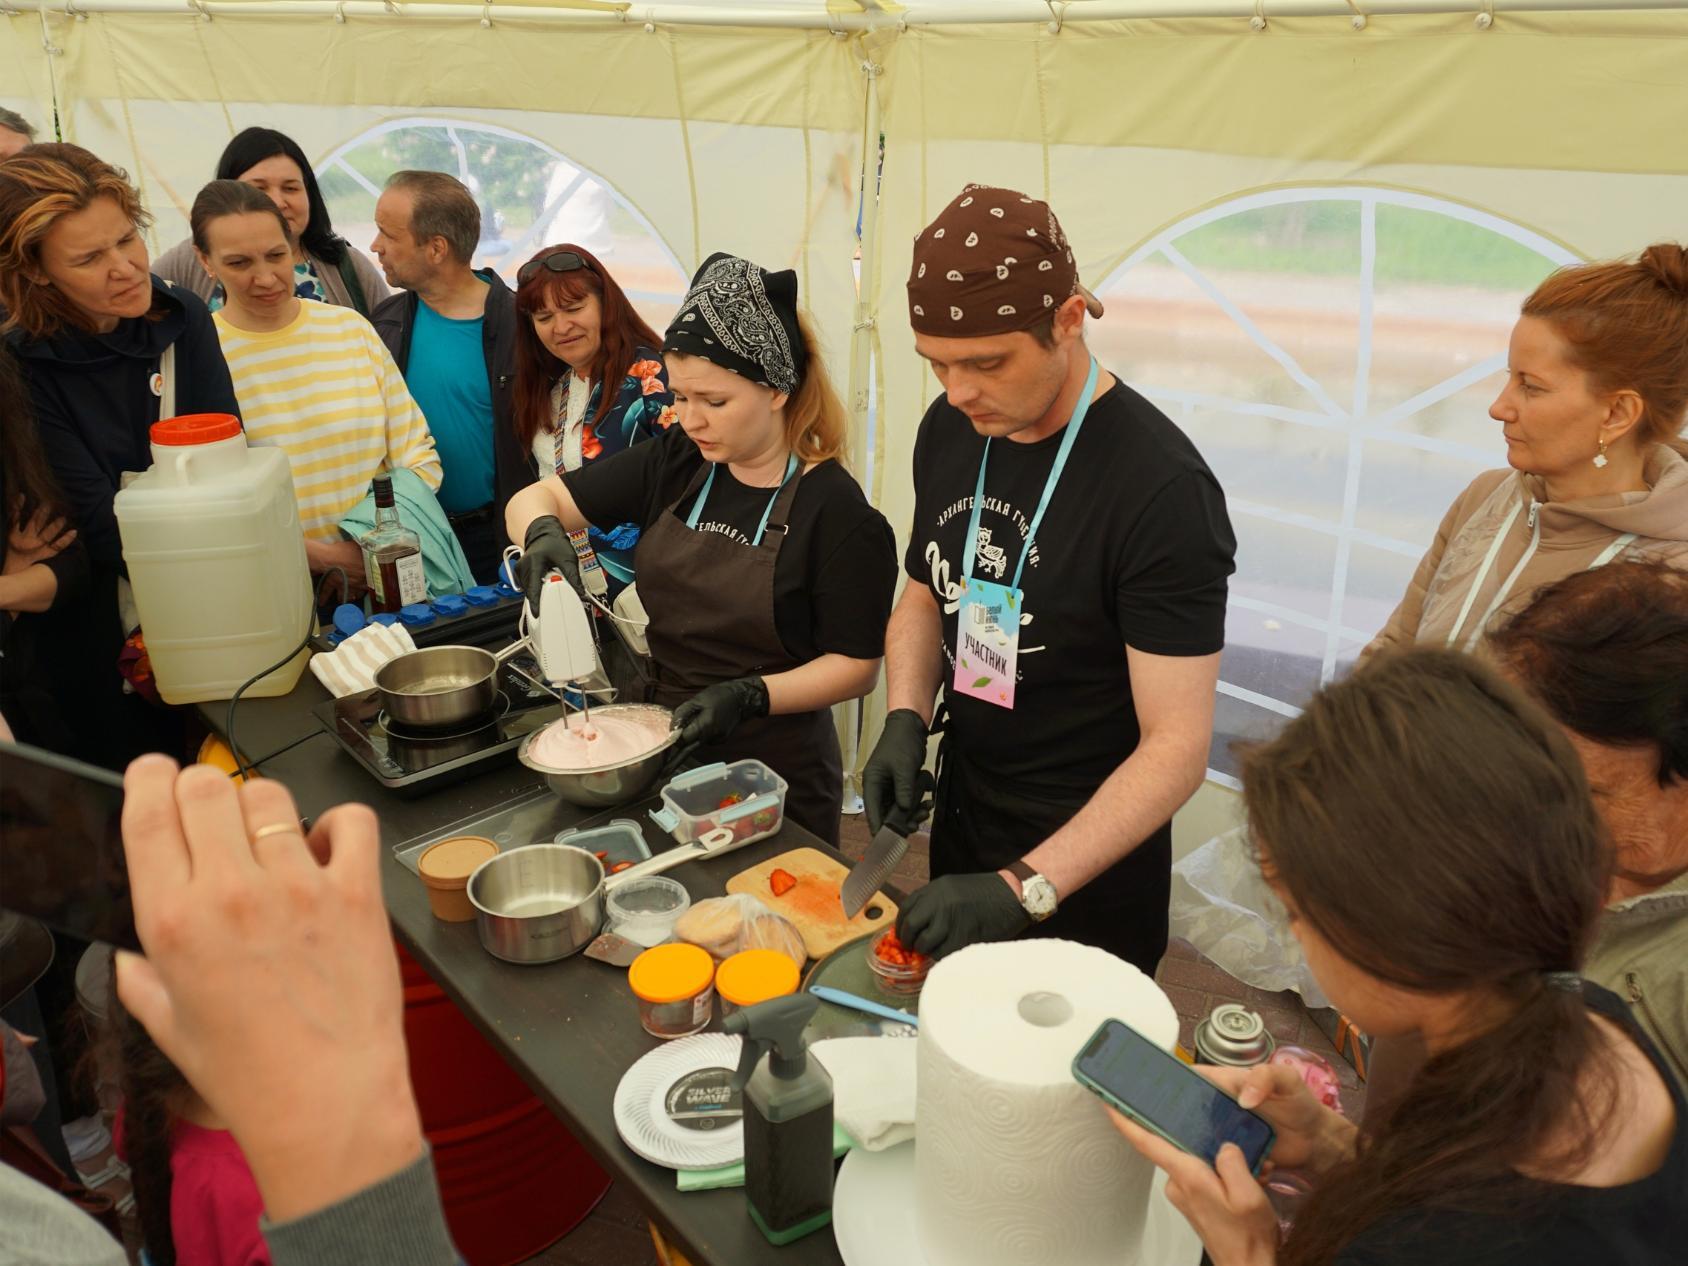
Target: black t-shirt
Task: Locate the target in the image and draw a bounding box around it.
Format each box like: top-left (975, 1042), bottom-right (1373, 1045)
top-left (1334, 984), bottom-right (1688, 1266)
top-left (566, 424), bottom-right (897, 663)
top-left (905, 376), bottom-right (1235, 798)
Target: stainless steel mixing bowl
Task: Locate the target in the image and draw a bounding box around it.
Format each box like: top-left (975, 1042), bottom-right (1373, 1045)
top-left (516, 703), bottom-right (680, 808)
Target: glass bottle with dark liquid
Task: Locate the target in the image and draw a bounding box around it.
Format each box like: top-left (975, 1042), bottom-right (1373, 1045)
top-left (359, 474), bottom-right (427, 614)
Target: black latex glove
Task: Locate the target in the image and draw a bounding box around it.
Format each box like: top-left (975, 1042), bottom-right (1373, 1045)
top-left (514, 515), bottom-right (581, 611)
top-left (862, 708), bottom-right (930, 835)
top-left (671, 677), bottom-right (770, 748)
top-left (896, 872), bottom-right (1031, 959)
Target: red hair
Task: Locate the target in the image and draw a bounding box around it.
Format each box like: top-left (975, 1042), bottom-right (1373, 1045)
top-left (1522, 242), bottom-right (1688, 448)
top-left (511, 243), bottom-right (661, 453)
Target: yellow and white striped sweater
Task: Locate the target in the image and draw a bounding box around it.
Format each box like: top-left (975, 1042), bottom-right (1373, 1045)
top-left (214, 300), bottom-right (442, 542)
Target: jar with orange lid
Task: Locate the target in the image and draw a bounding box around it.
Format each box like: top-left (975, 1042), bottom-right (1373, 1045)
top-left (715, 949), bottom-right (800, 1019)
top-left (629, 942), bottom-right (716, 1039)
top-left (417, 836), bottom-right (500, 922)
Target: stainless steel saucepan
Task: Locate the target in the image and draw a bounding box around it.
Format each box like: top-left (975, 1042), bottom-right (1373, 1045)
top-left (466, 832), bottom-right (737, 964)
top-left (374, 642), bottom-right (527, 731)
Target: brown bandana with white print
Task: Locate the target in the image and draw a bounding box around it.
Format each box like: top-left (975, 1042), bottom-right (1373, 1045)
top-left (906, 184), bottom-right (1103, 338)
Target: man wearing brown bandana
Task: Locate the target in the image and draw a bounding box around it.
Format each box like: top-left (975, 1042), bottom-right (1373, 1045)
top-left (863, 185), bottom-right (1237, 970)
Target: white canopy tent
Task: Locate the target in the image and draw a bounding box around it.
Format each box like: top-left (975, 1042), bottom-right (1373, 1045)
top-left (6, 0), bottom-right (1686, 823)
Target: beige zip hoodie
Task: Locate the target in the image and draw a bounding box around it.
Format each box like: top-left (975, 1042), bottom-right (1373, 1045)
top-left (1368, 441), bottom-right (1688, 654)
top-left (1586, 869), bottom-right (1688, 1090)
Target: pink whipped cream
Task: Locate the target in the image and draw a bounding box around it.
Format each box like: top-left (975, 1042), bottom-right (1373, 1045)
top-left (528, 711), bottom-right (670, 770)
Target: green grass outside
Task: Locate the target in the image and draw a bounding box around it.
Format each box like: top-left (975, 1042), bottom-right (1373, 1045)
top-left (1174, 202), bottom-right (1562, 291)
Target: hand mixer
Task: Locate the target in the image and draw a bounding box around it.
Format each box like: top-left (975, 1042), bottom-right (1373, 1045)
top-left (502, 548), bottom-right (604, 731)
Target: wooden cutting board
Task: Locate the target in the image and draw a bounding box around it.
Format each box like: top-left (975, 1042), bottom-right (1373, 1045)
top-left (725, 847), bottom-right (897, 961)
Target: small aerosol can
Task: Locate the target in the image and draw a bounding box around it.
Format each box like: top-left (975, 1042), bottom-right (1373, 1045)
top-left (1193, 1003), bottom-right (1276, 1068)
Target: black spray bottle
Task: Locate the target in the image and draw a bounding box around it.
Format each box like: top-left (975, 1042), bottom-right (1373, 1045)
top-left (723, 994), bottom-right (834, 1245)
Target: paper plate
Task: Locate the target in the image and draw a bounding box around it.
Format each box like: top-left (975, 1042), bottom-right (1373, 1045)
top-left (833, 1140), bottom-right (1203, 1266)
top-left (613, 1033), bottom-right (747, 1170)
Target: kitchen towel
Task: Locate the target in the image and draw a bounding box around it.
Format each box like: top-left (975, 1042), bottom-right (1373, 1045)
top-left (813, 1035), bottom-right (917, 1153)
top-left (915, 939), bottom-right (1177, 1266)
top-left (308, 622), bottom-right (418, 698)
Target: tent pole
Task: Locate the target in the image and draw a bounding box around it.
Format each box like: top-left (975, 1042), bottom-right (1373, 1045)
top-left (34, 2), bottom-right (1688, 29)
top-left (848, 55), bottom-right (881, 470)
top-left (837, 52), bottom-right (883, 819)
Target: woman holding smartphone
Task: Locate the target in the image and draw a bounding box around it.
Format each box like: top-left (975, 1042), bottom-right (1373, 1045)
top-left (1113, 648), bottom-right (1684, 1266)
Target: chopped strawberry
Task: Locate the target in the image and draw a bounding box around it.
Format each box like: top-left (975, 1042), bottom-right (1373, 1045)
top-left (769, 868), bottom-right (798, 898)
top-left (875, 930), bottom-right (929, 968)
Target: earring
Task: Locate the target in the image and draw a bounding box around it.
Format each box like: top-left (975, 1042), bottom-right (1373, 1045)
top-left (1593, 439), bottom-right (1609, 469)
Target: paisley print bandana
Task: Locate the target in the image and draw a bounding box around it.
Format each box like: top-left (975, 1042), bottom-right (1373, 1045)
top-left (663, 252), bottom-right (806, 395)
top-left (907, 184), bottom-right (1104, 337)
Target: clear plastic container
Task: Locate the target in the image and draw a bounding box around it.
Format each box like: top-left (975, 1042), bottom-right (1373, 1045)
top-left (865, 927), bottom-right (932, 997)
top-left (553, 819), bottom-right (652, 873)
top-left (716, 949), bottom-right (800, 1018)
top-left (605, 875), bottom-right (691, 948)
top-left (628, 943), bottom-right (715, 1040)
top-left (114, 415), bottom-right (312, 704)
top-left (649, 760), bottom-right (788, 847)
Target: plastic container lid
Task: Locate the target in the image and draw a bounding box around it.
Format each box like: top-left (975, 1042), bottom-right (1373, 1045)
top-left (628, 942), bottom-right (714, 1005)
top-left (464, 586), bottom-right (501, 607)
top-left (370, 612), bottom-right (400, 627)
top-left (398, 603), bottom-right (436, 627)
top-left (555, 819), bottom-right (651, 866)
top-left (716, 949), bottom-right (800, 1009)
top-left (418, 836), bottom-right (499, 889)
top-left (151, 413), bottom-right (242, 446)
top-left (332, 603), bottom-right (367, 639)
top-left (432, 594), bottom-right (468, 617)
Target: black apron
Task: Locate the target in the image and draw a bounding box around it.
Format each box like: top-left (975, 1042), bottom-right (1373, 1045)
top-left (630, 464), bottom-right (844, 846)
top-left (928, 714), bottom-right (1171, 975)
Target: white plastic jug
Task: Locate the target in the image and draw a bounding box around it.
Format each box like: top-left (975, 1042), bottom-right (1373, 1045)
top-left (115, 414), bottom-right (313, 705)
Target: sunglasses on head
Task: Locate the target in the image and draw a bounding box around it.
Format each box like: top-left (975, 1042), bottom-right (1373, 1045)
top-left (518, 250), bottom-right (591, 285)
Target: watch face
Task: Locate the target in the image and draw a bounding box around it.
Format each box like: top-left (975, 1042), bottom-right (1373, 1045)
top-left (1023, 876), bottom-right (1058, 920)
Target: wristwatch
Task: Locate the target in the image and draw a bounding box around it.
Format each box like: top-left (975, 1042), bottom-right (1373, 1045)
top-left (1005, 860), bottom-right (1059, 923)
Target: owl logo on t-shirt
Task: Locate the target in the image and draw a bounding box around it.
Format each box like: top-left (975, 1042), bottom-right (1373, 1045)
top-left (973, 527), bottom-right (1010, 580)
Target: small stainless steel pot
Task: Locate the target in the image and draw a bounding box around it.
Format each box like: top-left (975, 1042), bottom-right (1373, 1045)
top-left (516, 703), bottom-right (681, 808)
top-left (375, 643), bottom-right (524, 731)
top-left (464, 829), bottom-right (738, 965)
top-left (466, 844), bottom-right (606, 964)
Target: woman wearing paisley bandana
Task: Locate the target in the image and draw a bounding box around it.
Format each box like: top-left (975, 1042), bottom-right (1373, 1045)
top-left (505, 252), bottom-right (897, 844)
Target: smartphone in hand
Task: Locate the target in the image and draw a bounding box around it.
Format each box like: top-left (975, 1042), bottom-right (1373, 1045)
top-left (1073, 1018), bottom-right (1275, 1174)
top-left (0, 740), bottom-right (139, 951)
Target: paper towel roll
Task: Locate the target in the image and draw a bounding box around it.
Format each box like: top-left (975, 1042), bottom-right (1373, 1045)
top-left (915, 939), bottom-right (1178, 1266)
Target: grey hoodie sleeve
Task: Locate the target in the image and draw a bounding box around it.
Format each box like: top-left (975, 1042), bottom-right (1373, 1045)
top-left (259, 1149), bottom-right (462, 1266)
top-left (150, 237), bottom-right (217, 305)
top-left (0, 1164), bottom-right (129, 1266)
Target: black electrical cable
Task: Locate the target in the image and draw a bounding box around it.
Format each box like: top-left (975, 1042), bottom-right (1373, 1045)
top-left (225, 567), bottom-right (347, 781)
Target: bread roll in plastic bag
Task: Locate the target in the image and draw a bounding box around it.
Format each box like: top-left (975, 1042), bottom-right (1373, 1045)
top-left (736, 908), bottom-right (806, 968)
top-left (674, 893), bottom-right (770, 960)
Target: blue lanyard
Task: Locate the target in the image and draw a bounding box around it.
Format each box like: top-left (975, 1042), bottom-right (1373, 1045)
top-left (686, 453), bottom-right (799, 547)
top-left (962, 356), bottom-right (1100, 590)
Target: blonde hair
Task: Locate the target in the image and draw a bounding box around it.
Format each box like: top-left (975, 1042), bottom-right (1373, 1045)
top-left (786, 310), bottom-right (850, 467)
top-left (0, 144), bottom-right (153, 340)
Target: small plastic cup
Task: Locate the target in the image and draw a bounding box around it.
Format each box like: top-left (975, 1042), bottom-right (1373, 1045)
top-left (604, 875), bottom-right (691, 949)
top-left (716, 949), bottom-right (800, 1019)
top-left (628, 943), bottom-right (716, 1040)
top-left (418, 836), bottom-right (500, 922)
